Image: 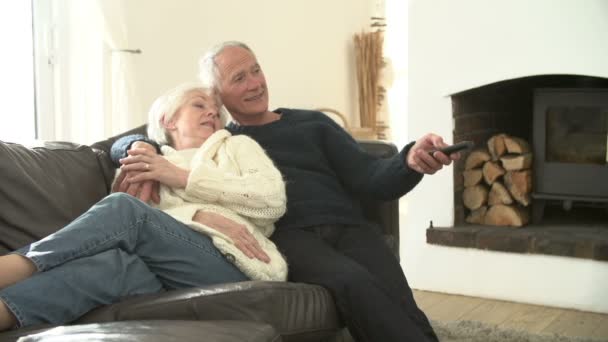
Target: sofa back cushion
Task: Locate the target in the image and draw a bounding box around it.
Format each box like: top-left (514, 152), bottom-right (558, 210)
top-left (0, 141), bottom-right (112, 254)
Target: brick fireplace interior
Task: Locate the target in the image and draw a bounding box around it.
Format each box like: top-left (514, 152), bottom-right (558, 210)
top-left (427, 75), bottom-right (608, 261)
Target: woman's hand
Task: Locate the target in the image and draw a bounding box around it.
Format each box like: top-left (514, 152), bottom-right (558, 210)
top-left (193, 211), bottom-right (270, 263)
top-left (112, 170), bottom-right (160, 204)
top-left (119, 147), bottom-right (190, 189)
top-left (113, 142), bottom-right (161, 204)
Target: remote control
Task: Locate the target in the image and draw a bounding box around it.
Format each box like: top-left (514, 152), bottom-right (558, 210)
top-left (429, 141), bottom-right (474, 156)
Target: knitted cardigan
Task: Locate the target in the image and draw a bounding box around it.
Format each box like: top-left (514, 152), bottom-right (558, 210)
top-left (154, 129), bottom-right (287, 281)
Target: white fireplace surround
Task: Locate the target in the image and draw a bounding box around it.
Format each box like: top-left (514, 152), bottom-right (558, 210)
top-left (402, 0), bottom-right (608, 313)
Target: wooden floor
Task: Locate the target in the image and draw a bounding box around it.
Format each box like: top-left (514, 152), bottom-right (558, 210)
top-left (413, 290), bottom-right (608, 340)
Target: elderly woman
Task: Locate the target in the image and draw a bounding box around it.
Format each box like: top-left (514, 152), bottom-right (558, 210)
top-left (0, 83), bottom-right (287, 331)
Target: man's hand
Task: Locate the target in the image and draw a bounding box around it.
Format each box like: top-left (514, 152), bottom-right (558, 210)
top-left (406, 133), bottom-right (460, 174)
top-left (115, 141), bottom-right (160, 204)
top-left (193, 211), bottom-right (270, 263)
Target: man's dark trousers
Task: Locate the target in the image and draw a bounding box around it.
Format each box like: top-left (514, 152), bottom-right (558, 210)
top-left (271, 224), bottom-right (439, 342)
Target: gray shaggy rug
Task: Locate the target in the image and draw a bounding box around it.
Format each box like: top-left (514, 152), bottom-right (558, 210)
top-left (432, 320), bottom-right (607, 342)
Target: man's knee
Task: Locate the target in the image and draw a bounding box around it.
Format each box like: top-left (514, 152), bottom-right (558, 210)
top-left (321, 267), bottom-right (377, 295)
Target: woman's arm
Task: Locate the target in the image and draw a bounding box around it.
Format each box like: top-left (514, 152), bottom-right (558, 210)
top-left (120, 136), bottom-right (286, 224)
top-left (192, 210), bottom-right (270, 263)
top-left (184, 136), bottom-right (286, 223)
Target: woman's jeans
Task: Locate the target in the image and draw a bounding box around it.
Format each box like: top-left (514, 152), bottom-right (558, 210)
top-left (0, 193), bottom-right (248, 328)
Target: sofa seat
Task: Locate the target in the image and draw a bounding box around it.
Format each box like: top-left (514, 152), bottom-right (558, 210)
top-left (76, 281), bottom-right (341, 342)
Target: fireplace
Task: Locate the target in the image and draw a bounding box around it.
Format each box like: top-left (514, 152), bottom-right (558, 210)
top-left (532, 88), bottom-right (608, 222)
top-left (426, 75), bottom-right (608, 261)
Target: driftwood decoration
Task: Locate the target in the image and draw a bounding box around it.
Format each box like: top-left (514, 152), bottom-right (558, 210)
top-left (354, 29), bottom-right (385, 137)
top-left (462, 134), bottom-right (533, 227)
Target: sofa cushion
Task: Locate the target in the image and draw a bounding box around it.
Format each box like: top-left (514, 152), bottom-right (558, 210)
top-left (77, 281), bottom-right (341, 342)
top-left (5, 320), bottom-right (281, 342)
top-left (0, 141), bottom-right (111, 253)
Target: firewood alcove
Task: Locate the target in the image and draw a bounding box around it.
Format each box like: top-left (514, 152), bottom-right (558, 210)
top-left (426, 75), bottom-right (608, 261)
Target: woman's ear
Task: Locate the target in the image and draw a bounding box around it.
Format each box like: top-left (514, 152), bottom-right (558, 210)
top-left (161, 113), bottom-right (177, 130)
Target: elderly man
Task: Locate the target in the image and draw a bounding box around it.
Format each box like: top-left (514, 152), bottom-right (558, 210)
top-left (113, 41), bottom-right (458, 342)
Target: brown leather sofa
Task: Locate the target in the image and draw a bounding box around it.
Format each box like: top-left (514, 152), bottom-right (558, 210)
top-left (0, 126), bottom-right (400, 342)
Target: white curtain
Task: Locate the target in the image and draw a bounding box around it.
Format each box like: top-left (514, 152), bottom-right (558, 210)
top-left (98, 0), bottom-right (144, 139)
top-left (37, 0), bottom-right (142, 144)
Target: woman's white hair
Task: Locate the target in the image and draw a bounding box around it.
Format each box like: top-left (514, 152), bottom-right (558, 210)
top-left (147, 82), bottom-right (228, 146)
top-left (198, 41), bottom-right (255, 90)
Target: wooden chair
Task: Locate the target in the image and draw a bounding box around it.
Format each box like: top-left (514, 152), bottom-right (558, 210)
top-left (315, 108), bottom-right (377, 140)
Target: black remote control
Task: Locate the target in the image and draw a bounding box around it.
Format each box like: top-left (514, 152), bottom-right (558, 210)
top-left (429, 141), bottom-right (474, 156)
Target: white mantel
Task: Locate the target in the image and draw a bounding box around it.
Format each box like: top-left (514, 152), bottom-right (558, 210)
top-left (400, 0), bottom-right (608, 313)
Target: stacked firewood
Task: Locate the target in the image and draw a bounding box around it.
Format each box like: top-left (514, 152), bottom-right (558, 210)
top-left (462, 134), bottom-right (533, 227)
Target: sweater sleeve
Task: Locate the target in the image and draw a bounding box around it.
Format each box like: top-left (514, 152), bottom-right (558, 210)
top-left (319, 114), bottom-right (423, 201)
top-left (184, 135), bottom-right (287, 225)
top-left (110, 134), bottom-right (161, 166)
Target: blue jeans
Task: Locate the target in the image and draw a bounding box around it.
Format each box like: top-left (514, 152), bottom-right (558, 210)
top-left (0, 193), bottom-right (248, 328)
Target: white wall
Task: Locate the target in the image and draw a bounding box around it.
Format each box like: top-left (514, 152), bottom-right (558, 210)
top-left (121, 0), bottom-right (372, 126)
top-left (402, 0), bottom-right (608, 313)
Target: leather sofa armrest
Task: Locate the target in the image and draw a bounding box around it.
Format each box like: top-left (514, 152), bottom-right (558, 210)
top-left (357, 139), bottom-right (400, 259)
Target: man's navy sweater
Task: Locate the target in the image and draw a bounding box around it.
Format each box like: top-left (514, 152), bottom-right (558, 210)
top-left (111, 108), bottom-right (423, 230)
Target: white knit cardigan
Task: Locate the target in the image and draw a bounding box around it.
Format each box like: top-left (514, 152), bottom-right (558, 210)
top-left (154, 129), bottom-right (287, 281)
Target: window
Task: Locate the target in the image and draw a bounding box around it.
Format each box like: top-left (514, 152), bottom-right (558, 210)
top-left (0, 0), bottom-right (36, 142)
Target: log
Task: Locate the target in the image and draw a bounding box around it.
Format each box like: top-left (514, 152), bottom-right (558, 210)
top-left (504, 170), bottom-right (532, 206)
top-left (488, 182), bottom-right (513, 205)
top-left (487, 134), bottom-right (507, 160)
top-left (465, 149), bottom-right (491, 170)
top-left (482, 161), bottom-right (505, 185)
top-left (504, 136), bottom-right (531, 154)
top-left (465, 206), bottom-right (487, 224)
top-left (463, 185), bottom-right (488, 210)
top-left (500, 153), bottom-right (533, 171)
top-left (463, 169), bottom-right (483, 187)
top-left (484, 204), bottom-right (529, 227)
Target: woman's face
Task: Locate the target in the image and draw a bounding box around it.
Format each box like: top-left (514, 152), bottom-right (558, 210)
top-left (167, 90), bottom-right (222, 150)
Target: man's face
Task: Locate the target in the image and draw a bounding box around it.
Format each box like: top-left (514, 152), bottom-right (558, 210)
top-left (214, 46), bottom-right (269, 119)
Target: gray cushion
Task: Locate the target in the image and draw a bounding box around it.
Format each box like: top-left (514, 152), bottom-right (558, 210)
top-left (0, 141), bottom-right (111, 253)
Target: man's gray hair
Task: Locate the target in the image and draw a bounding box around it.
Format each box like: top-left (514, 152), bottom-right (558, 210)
top-left (147, 83), bottom-right (227, 146)
top-left (198, 41), bottom-right (255, 90)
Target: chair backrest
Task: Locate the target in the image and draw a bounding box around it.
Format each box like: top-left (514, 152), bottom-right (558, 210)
top-left (315, 107), bottom-right (349, 129)
top-left (315, 108), bottom-right (378, 141)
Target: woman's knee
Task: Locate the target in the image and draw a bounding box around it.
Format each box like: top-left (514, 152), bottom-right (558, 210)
top-left (98, 193), bottom-right (152, 218)
top-left (103, 192), bottom-right (142, 208)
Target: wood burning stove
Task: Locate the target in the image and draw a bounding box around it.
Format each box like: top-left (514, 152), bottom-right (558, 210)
top-left (532, 88), bottom-right (608, 222)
